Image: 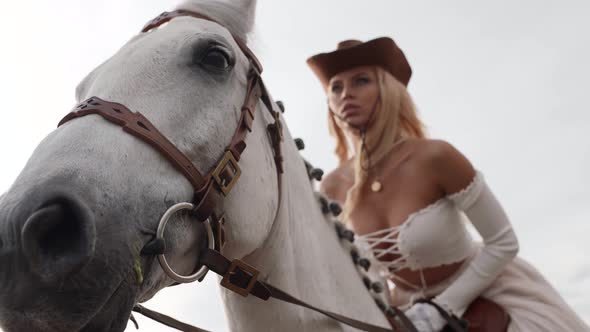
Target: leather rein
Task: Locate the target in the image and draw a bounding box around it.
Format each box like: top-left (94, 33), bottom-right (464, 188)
top-left (57, 10), bottom-right (424, 332)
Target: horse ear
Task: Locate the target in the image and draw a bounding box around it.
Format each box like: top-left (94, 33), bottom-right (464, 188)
top-left (236, 0), bottom-right (257, 32)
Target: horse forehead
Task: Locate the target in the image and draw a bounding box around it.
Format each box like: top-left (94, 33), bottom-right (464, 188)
top-left (151, 17), bottom-right (237, 49)
top-left (77, 17), bottom-right (246, 92)
top-left (78, 16), bottom-right (247, 94)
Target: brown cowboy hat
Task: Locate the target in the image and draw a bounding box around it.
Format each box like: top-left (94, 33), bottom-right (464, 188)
top-left (306, 37), bottom-right (412, 89)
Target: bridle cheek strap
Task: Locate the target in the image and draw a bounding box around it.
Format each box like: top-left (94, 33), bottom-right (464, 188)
top-left (57, 96), bottom-right (220, 221)
top-left (58, 65), bottom-right (280, 222)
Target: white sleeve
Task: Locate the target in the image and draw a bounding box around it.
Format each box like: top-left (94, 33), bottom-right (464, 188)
top-left (433, 170), bottom-right (519, 316)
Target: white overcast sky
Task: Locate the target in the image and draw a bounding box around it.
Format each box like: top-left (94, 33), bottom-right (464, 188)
top-left (1, 1), bottom-right (589, 331)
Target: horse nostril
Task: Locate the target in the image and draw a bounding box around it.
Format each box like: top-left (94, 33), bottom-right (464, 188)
top-left (21, 196), bottom-right (96, 281)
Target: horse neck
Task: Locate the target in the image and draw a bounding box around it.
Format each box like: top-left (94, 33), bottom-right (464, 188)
top-left (221, 131), bottom-right (390, 331)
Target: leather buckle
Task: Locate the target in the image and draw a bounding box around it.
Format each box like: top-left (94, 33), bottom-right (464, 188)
top-left (220, 259), bottom-right (259, 297)
top-left (211, 151), bottom-right (241, 196)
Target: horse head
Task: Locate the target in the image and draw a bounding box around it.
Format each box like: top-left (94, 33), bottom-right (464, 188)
top-left (0, 1), bottom-right (285, 331)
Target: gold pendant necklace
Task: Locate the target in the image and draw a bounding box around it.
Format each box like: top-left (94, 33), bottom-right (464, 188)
top-left (371, 180), bottom-right (382, 192)
top-left (361, 131), bottom-right (407, 194)
top-left (367, 139), bottom-right (408, 193)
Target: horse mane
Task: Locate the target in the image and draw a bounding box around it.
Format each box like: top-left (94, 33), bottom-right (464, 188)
top-left (303, 155), bottom-right (392, 309)
top-left (175, 0), bottom-right (256, 44)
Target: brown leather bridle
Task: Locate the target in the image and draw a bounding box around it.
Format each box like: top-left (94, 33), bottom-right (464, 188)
top-left (57, 10), bottom-right (431, 332)
top-left (60, 10), bottom-right (280, 224)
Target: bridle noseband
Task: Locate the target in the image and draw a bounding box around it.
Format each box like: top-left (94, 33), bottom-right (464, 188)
top-left (56, 10), bottom-right (463, 332)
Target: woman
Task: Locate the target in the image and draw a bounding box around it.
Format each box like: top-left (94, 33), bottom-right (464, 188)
top-left (307, 37), bottom-right (589, 331)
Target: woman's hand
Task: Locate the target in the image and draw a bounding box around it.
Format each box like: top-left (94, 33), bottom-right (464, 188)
top-left (404, 302), bottom-right (446, 332)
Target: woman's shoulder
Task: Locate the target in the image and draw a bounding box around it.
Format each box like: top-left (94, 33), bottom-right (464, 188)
top-left (382, 138), bottom-right (450, 165)
top-left (394, 138), bottom-right (476, 194)
top-left (405, 138), bottom-right (458, 157)
top-left (412, 138), bottom-right (477, 194)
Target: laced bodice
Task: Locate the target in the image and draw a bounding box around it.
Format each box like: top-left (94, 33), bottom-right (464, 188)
top-left (355, 170), bottom-right (485, 287)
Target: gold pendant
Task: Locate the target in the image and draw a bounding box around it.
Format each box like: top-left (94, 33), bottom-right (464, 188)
top-left (371, 181), bottom-right (382, 192)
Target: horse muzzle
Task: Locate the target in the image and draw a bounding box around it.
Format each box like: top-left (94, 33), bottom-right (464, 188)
top-left (20, 194), bottom-right (96, 282)
top-left (0, 189), bottom-right (97, 286)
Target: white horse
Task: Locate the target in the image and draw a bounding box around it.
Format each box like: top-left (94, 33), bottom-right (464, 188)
top-left (0, 1), bottom-right (392, 331)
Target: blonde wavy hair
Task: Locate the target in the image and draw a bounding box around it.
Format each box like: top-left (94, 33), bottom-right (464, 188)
top-left (327, 67), bottom-right (428, 221)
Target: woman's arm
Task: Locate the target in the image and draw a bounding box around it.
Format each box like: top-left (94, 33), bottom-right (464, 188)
top-left (428, 140), bottom-right (519, 316)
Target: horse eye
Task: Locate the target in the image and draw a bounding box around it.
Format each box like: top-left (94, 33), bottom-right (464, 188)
top-left (201, 47), bottom-right (232, 70)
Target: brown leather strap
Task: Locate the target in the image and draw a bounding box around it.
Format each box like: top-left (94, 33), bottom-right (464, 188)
top-left (200, 249), bottom-right (271, 300)
top-left (143, 9), bottom-right (281, 174)
top-left (59, 65), bottom-right (281, 217)
top-left (142, 10), bottom-right (263, 74)
top-left (58, 97), bottom-right (208, 191)
top-left (200, 249), bottom-right (418, 332)
top-left (221, 66), bottom-right (282, 169)
top-left (133, 304), bottom-right (212, 332)
top-left (57, 97), bottom-right (220, 221)
top-left (225, 67), bottom-right (262, 161)
top-left (262, 284), bottom-right (415, 332)
top-left (59, 6), bottom-right (285, 216)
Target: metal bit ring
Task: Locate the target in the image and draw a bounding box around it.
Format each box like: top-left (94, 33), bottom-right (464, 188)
top-left (156, 202), bottom-right (215, 283)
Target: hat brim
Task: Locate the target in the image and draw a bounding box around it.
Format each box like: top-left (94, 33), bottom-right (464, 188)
top-left (306, 37), bottom-right (411, 89)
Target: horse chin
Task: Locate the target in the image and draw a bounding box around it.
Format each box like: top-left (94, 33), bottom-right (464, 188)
top-left (0, 273), bottom-right (137, 332)
top-left (79, 280), bottom-right (136, 332)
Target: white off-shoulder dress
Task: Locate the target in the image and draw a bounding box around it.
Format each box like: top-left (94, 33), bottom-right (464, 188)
top-left (356, 170), bottom-right (589, 332)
